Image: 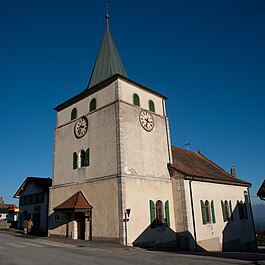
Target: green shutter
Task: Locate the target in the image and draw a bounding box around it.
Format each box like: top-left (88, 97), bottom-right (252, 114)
top-left (221, 200), bottom-right (227, 222)
top-left (149, 100), bottom-right (155, 112)
top-left (149, 200), bottom-right (156, 228)
top-left (165, 200), bottom-right (170, 227)
top-left (80, 150), bottom-right (86, 167)
top-left (201, 200), bottom-right (207, 225)
top-left (71, 108), bottom-right (77, 120)
top-left (85, 149), bottom-right (90, 167)
top-left (89, 98), bottom-right (97, 112)
top-left (133, 94), bottom-right (140, 106)
top-left (73, 152), bottom-right (78, 169)
top-left (211, 200), bottom-right (216, 223)
top-left (229, 200), bottom-right (233, 221)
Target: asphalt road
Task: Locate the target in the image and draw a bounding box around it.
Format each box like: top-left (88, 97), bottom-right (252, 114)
top-left (0, 231), bottom-right (264, 265)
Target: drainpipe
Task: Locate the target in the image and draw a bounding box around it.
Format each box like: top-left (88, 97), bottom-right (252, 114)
top-left (189, 177), bottom-right (198, 251)
top-left (247, 187), bottom-right (258, 251)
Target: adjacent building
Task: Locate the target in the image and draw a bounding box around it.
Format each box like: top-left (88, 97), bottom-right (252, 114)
top-left (48, 8), bottom-right (256, 251)
top-left (14, 177), bottom-right (52, 235)
top-left (257, 180), bottom-right (265, 201)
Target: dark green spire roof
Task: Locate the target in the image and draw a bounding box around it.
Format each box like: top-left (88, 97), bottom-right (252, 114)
top-left (87, 10), bottom-right (127, 89)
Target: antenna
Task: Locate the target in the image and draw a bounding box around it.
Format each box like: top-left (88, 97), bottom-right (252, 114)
top-left (185, 143), bottom-right (190, 150)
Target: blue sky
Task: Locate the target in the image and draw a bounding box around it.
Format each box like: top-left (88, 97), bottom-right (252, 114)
top-left (1, 0), bottom-right (264, 205)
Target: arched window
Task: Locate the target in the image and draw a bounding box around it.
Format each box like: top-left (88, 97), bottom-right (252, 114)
top-left (133, 93), bottom-right (140, 107)
top-left (84, 148), bottom-right (90, 167)
top-left (71, 108), bottom-right (77, 120)
top-left (156, 200), bottom-right (163, 226)
top-left (205, 200), bottom-right (211, 223)
top-left (73, 152), bottom-right (78, 169)
top-left (89, 98), bottom-right (97, 112)
top-left (221, 200), bottom-right (233, 221)
top-left (80, 150), bottom-right (86, 167)
top-left (149, 100), bottom-right (155, 112)
top-left (201, 200), bottom-right (216, 224)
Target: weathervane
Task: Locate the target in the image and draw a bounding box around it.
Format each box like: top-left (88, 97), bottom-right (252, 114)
top-left (185, 143), bottom-right (190, 150)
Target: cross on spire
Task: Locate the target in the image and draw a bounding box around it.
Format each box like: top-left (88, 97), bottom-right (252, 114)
top-left (105, 2), bottom-right (110, 30)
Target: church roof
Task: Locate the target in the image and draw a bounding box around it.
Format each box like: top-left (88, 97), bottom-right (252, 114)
top-left (87, 12), bottom-right (127, 89)
top-left (53, 191), bottom-right (93, 213)
top-left (54, 74), bottom-right (166, 111)
top-left (169, 146), bottom-right (250, 186)
top-left (257, 180), bottom-right (265, 200)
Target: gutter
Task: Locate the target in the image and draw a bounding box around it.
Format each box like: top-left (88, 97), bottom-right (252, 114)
top-left (189, 177), bottom-right (198, 251)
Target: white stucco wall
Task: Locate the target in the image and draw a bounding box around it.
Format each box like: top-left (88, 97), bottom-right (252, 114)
top-left (184, 180), bottom-right (255, 251)
top-left (53, 83), bottom-right (118, 186)
top-left (124, 177), bottom-right (176, 246)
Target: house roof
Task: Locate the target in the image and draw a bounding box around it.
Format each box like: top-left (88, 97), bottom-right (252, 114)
top-left (257, 180), bottom-right (265, 200)
top-left (53, 191), bottom-right (93, 213)
top-left (13, 177), bottom-right (52, 198)
top-left (168, 146), bottom-right (250, 186)
top-left (87, 11), bottom-right (127, 89)
top-left (0, 203), bottom-right (8, 212)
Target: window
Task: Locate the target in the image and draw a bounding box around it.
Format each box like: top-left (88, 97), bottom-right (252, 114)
top-left (71, 108), bottom-right (77, 120)
top-left (237, 200), bottom-right (248, 220)
top-left (54, 213), bottom-right (61, 222)
top-left (80, 150), bottom-right (86, 167)
top-left (133, 93), bottom-right (140, 107)
top-left (201, 200), bottom-right (216, 224)
top-left (156, 200), bottom-right (163, 226)
top-left (89, 98), bottom-right (97, 112)
top-left (221, 200), bottom-right (233, 222)
top-left (149, 199), bottom-right (170, 228)
top-left (149, 100), bottom-right (155, 112)
top-left (73, 152), bottom-right (78, 169)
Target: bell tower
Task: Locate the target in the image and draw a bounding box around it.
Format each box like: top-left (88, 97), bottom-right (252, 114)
top-left (49, 3), bottom-right (175, 246)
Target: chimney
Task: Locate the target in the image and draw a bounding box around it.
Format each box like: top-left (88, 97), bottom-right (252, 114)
top-left (230, 167), bottom-right (236, 177)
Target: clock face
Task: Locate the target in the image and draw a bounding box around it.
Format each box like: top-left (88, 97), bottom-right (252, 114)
top-left (74, 116), bottom-right (88, 138)
top-left (139, 110), bottom-right (154, 132)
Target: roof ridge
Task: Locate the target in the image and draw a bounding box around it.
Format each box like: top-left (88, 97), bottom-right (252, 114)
top-left (195, 151), bottom-right (233, 178)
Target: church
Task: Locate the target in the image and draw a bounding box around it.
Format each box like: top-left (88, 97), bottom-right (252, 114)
top-left (48, 5), bottom-right (256, 251)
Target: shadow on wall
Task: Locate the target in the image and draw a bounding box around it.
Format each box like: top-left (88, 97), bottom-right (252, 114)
top-left (222, 202), bottom-right (256, 251)
top-left (132, 220), bottom-right (204, 251)
top-left (48, 213), bottom-right (72, 231)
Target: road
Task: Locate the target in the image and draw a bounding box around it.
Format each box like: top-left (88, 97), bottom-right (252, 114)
top-left (0, 231), bottom-right (264, 265)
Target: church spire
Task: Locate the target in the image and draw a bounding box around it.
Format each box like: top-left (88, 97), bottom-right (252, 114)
top-left (87, 2), bottom-right (127, 89)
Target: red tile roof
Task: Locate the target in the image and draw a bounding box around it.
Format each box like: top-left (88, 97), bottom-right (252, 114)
top-left (54, 191), bottom-right (93, 213)
top-left (257, 180), bottom-right (265, 199)
top-left (169, 146), bottom-right (250, 186)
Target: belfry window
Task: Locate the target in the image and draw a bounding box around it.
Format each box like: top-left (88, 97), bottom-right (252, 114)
top-left (71, 108), bottom-right (77, 120)
top-left (149, 100), bottom-right (155, 112)
top-left (133, 93), bottom-right (140, 107)
top-left (89, 98), bottom-right (97, 112)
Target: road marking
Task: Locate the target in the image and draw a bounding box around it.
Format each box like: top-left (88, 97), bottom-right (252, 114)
top-left (22, 242), bottom-right (45, 248)
top-left (7, 243), bottom-right (25, 248)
